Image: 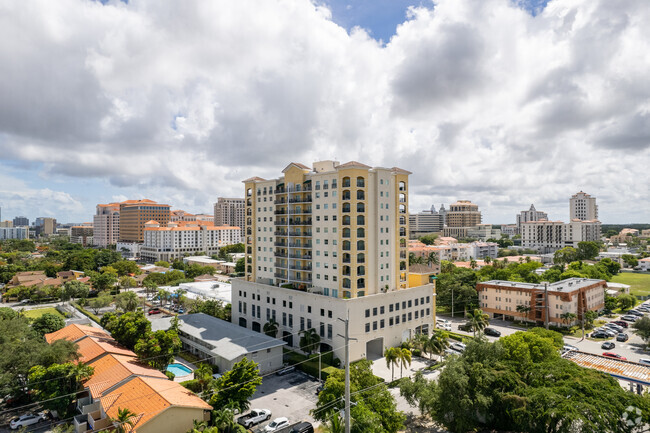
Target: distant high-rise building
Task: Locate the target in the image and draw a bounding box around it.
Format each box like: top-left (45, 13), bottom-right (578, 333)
top-left (0, 220), bottom-right (12, 228)
top-left (516, 204), bottom-right (548, 233)
top-left (34, 217), bottom-right (57, 237)
top-left (93, 203), bottom-right (121, 247)
top-left (570, 191), bottom-right (598, 221)
top-left (214, 198), bottom-right (245, 236)
top-left (446, 200), bottom-right (481, 228)
top-left (409, 208), bottom-right (444, 236)
top-left (0, 227), bottom-right (29, 240)
top-left (438, 204), bottom-right (447, 226)
top-left (71, 226), bottom-right (94, 247)
top-left (13, 216), bottom-right (29, 227)
top-left (119, 200), bottom-right (170, 243)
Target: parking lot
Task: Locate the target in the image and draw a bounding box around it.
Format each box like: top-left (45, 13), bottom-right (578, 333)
top-left (247, 370), bottom-right (320, 432)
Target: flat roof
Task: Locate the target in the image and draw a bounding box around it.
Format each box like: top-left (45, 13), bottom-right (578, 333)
top-left (150, 313), bottom-right (285, 361)
top-left (183, 256), bottom-right (225, 264)
top-left (563, 350), bottom-right (650, 386)
top-left (479, 278), bottom-right (605, 293)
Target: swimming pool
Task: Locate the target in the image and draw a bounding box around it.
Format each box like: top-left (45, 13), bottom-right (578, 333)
top-left (166, 363), bottom-right (192, 377)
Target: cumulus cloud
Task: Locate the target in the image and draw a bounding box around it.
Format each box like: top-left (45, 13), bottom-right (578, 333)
top-left (0, 0), bottom-right (648, 223)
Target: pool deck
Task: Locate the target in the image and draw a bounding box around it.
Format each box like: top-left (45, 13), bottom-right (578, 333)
top-left (171, 357), bottom-right (196, 382)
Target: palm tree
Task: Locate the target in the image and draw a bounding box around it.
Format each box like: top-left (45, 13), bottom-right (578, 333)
top-left (409, 253), bottom-right (425, 265)
top-left (112, 407), bottom-right (137, 433)
top-left (466, 308), bottom-right (490, 338)
top-left (211, 407), bottom-right (237, 433)
top-left (411, 333), bottom-right (428, 355)
top-left (195, 363), bottom-right (214, 392)
top-left (384, 347), bottom-right (399, 381)
top-left (469, 258), bottom-right (477, 269)
top-left (561, 311), bottom-right (577, 327)
top-left (299, 328), bottom-right (320, 356)
top-left (263, 319), bottom-right (279, 338)
top-left (516, 304), bottom-right (531, 323)
top-left (484, 255), bottom-right (492, 265)
top-left (398, 348), bottom-right (412, 378)
top-left (189, 420), bottom-right (207, 433)
top-left (323, 411), bottom-right (345, 433)
top-left (426, 331), bottom-right (450, 361)
top-left (427, 251), bottom-right (439, 266)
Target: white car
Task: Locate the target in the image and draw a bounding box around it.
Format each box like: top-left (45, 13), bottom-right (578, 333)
top-left (639, 359), bottom-right (650, 366)
top-left (450, 342), bottom-right (466, 352)
top-left (265, 417), bottom-right (290, 432)
top-left (436, 322), bottom-right (452, 331)
top-left (10, 413), bottom-right (46, 430)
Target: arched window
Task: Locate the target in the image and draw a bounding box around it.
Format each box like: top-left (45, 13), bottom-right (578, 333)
top-left (246, 198), bottom-right (252, 206)
top-left (357, 215), bottom-right (365, 225)
top-left (357, 240), bottom-right (365, 250)
top-left (400, 238), bottom-right (406, 248)
top-left (343, 241), bottom-right (351, 251)
top-left (343, 291), bottom-right (351, 299)
top-left (343, 215), bottom-right (351, 225)
top-left (342, 177), bottom-right (351, 187)
top-left (399, 193), bottom-right (406, 203)
top-left (247, 188), bottom-right (253, 197)
top-left (356, 203), bottom-right (365, 212)
top-left (399, 181), bottom-right (406, 191)
top-left (247, 266), bottom-right (252, 273)
top-left (399, 227), bottom-right (406, 236)
top-left (357, 266), bottom-right (365, 276)
top-left (247, 246), bottom-right (252, 254)
top-left (356, 177), bottom-right (365, 187)
top-left (357, 253), bottom-right (365, 263)
top-left (357, 228), bottom-right (365, 238)
top-left (357, 278), bottom-right (365, 288)
top-left (342, 253), bottom-right (351, 263)
top-left (342, 266), bottom-right (351, 276)
top-left (399, 216), bottom-right (406, 225)
top-left (400, 261), bottom-right (406, 270)
top-left (356, 190), bottom-right (365, 200)
top-left (399, 204), bottom-right (406, 214)
top-left (343, 228), bottom-right (351, 238)
top-left (343, 278), bottom-right (351, 289)
top-left (342, 190), bottom-right (351, 200)
top-left (246, 228), bottom-right (252, 235)
top-left (342, 203), bottom-right (351, 213)
top-left (247, 218), bottom-right (252, 225)
top-left (247, 208), bottom-right (252, 216)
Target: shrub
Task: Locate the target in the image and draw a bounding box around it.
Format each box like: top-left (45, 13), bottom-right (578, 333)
top-left (165, 371), bottom-right (175, 381)
top-left (180, 379), bottom-right (202, 393)
top-left (412, 349), bottom-right (422, 357)
top-left (70, 301), bottom-right (101, 324)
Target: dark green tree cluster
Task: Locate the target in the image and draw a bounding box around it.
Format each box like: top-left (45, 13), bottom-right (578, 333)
top-left (28, 362), bottom-right (94, 416)
top-left (186, 298), bottom-right (232, 321)
top-left (400, 330), bottom-right (650, 433)
top-left (313, 359), bottom-right (405, 433)
top-left (143, 270), bottom-right (193, 287)
top-left (486, 236), bottom-right (514, 248)
top-left (215, 243), bottom-right (244, 261)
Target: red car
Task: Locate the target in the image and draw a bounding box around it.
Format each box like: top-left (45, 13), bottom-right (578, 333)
top-left (603, 352), bottom-right (627, 360)
top-left (148, 308), bottom-right (161, 315)
top-left (613, 320), bottom-right (629, 328)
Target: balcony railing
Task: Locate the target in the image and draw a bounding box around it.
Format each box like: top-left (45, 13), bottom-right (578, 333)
top-left (289, 254), bottom-right (312, 259)
top-left (289, 219), bottom-right (312, 225)
top-left (274, 242), bottom-right (288, 247)
top-left (290, 265), bottom-right (312, 271)
top-left (275, 231), bottom-right (288, 236)
top-left (292, 275), bottom-right (313, 283)
top-left (274, 272), bottom-right (288, 278)
top-left (289, 197), bottom-right (312, 203)
top-left (288, 209), bottom-right (312, 214)
top-left (288, 231), bottom-right (312, 236)
top-left (274, 210), bottom-right (288, 215)
top-left (289, 243), bottom-right (312, 249)
top-left (274, 252), bottom-right (288, 258)
top-left (274, 261), bottom-right (287, 268)
top-left (274, 220), bottom-right (288, 226)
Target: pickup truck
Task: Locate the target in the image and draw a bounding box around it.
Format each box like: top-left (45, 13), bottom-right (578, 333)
top-left (237, 409), bottom-right (272, 428)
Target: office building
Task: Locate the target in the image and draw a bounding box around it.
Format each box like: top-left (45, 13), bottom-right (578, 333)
top-left (13, 216), bottom-right (29, 227)
top-left (467, 224), bottom-right (501, 241)
top-left (0, 226), bottom-right (29, 240)
top-left (570, 191), bottom-right (598, 221)
top-left (34, 217), bottom-right (57, 236)
top-left (140, 220), bottom-right (241, 263)
top-left (214, 198), bottom-right (245, 236)
top-left (521, 220), bottom-right (565, 253)
top-left (0, 220), bottom-right (12, 228)
top-left (119, 200), bottom-right (170, 243)
top-left (477, 278), bottom-right (606, 326)
top-left (233, 161), bottom-right (436, 362)
top-left (93, 203), bottom-right (120, 247)
top-left (409, 207), bottom-right (444, 238)
top-left (516, 204), bottom-right (548, 233)
top-left (71, 226), bottom-right (94, 247)
top-left (446, 200), bottom-right (481, 227)
top-left (564, 219), bottom-right (601, 247)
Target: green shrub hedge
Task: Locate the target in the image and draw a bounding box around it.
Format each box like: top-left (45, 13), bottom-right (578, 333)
top-left (70, 302), bottom-right (100, 324)
top-left (180, 379), bottom-right (202, 393)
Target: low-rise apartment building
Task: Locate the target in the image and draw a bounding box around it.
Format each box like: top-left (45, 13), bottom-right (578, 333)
top-left (521, 220), bottom-right (565, 253)
top-left (476, 278), bottom-right (606, 326)
top-left (0, 226), bottom-right (29, 240)
top-left (71, 225), bottom-right (94, 247)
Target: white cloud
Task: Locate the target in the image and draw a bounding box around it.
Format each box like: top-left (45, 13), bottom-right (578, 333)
top-left (0, 0), bottom-right (648, 223)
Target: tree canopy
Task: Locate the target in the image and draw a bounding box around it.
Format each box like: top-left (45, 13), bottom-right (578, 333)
top-left (101, 311), bottom-right (152, 350)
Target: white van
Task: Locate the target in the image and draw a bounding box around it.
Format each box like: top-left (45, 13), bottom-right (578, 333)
top-left (638, 358), bottom-right (650, 366)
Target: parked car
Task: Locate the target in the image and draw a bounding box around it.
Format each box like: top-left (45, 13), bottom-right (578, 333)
top-left (591, 331), bottom-right (610, 339)
top-left (237, 409), bottom-right (272, 428)
top-left (604, 323), bottom-right (623, 333)
top-left (603, 352), bottom-right (627, 360)
top-left (289, 422), bottom-right (315, 433)
top-left (596, 328), bottom-right (616, 337)
top-left (276, 366), bottom-right (295, 376)
top-left (10, 413), bottom-right (46, 430)
top-left (621, 315), bottom-right (639, 322)
top-left (613, 320), bottom-right (629, 328)
top-left (444, 348), bottom-right (461, 356)
top-left (315, 383), bottom-right (324, 395)
top-left (562, 344), bottom-right (579, 352)
top-left (484, 327), bottom-right (501, 337)
top-left (177, 307), bottom-right (184, 314)
top-left (450, 342), bottom-right (466, 352)
top-left (617, 333), bottom-right (629, 342)
top-left (458, 322), bottom-right (473, 332)
top-left (638, 358), bottom-right (650, 366)
top-left (437, 322), bottom-right (452, 331)
top-left (629, 310), bottom-right (645, 317)
top-left (602, 341), bottom-right (616, 350)
top-left (148, 307), bottom-right (161, 315)
top-left (265, 417), bottom-right (290, 432)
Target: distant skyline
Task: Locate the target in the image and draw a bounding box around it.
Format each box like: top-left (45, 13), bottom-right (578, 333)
top-left (0, 0), bottom-right (648, 224)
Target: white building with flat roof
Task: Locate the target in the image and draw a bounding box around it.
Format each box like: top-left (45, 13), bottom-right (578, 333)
top-left (0, 226), bottom-right (29, 240)
top-left (570, 191), bottom-right (598, 221)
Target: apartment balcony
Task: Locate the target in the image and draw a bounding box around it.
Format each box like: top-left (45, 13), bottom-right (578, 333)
top-left (274, 242), bottom-right (288, 247)
top-left (289, 219), bottom-right (312, 226)
top-left (288, 197), bottom-right (312, 203)
top-left (274, 251), bottom-right (288, 258)
top-left (289, 253), bottom-right (312, 260)
top-left (274, 231), bottom-right (288, 236)
top-left (292, 274), bottom-right (313, 284)
top-left (290, 265), bottom-right (312, 271)
top-left (288, 231), bottom-right (312, 237)
top-left (289, 243), bottom-right (312, 249)
top-left (274, 262), bottom-right (288, 268)
top-left (274, 209), bottom-right (288, 215)
top-left (274, 220), bottom-right (288, 226)
top-left (288, 209), bottom-right (312, 215)
top-left (274, 199), bottom-right (287, 204)
top-left (274, 272), bottom-right (288, 279)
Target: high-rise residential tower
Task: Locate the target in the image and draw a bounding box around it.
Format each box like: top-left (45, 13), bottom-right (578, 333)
top-left (214, 198), bottom-right (245, 237)
top-left (93, 203), bottom-right (121, 247)
top-left (570, 191), bottom-right (598, 221)
top-left (516, 204), bottom-right (548, 232)
top-left (13, 216), bottom-right (29, 227)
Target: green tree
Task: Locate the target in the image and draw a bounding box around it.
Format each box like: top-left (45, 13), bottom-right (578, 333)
top-left (426, 331), bottom-right (449, 361)
top-left (263, 319), bottom-right (279, 338)
top-left (32, 313), bottom-right (66, 335)
top-left (155, 260), bottom-right (171, 268)
top-left (466, 308), bottom-right (489, 338)
top-left (598, 258), bottom-right (621, 276)
top-left (111, 260), bottom-right (141, 277)
top-left (119, 275), bottom-right (137, 291)
top-left (0, 306), bottom-right (18, 320)
top-left (195, 363), bottom-right (214, 392)
top-left (112, 407), bottom-right (137, 433)
top-left (398, 348), bottom-right (412, 378)
top-left (94, 249), bottom-right (122, 270)
top-left (409, 253), bottom-right (425, 265)
top-left (583, 310), bottom-right (598, 329)
top-left (577, 241), bottom-right (600, 260)
top-left (440, 260), bottom-right (455, 274)
top-left (384, 347), bottom-right (400, 381)
top-left (28, 362), bottom-right (94, 417)
top-left (322, 411), bottom-right (344, 433)
top-left (604, 295), bottom-right (618, 312)
top-left (419, 234), bottom-right (438, 245)
top-left (553, 246), bottom-right (579, 266)
top-left (560, 311), bottom-right (577, 327)
top-left (209, 357), bottom-right (262, 411)
top-left (115, 291), bottom-right (139, 312)
top-left (88, 292), bottom-right (113, 314)
top-left (516, 304), bottom-right (531, 322)
top-left (622, 254), bottom-right (639, 268)
top-left (632, 317), bottom-right (650, 346)
top-left (101, 311), bottom-right (152, 350)
top-left (89, 269), bottom-right (118, 292)
top-left (618, 293), bottom-right (637, 311)
top-left (299, 328), bottom-right (321, 356)
top-left (235, 257), bottom-right (245, 273)
top-left (134, 329), bottom-right (182, 370)
top-left (426, 251), bottom-right (439, 266)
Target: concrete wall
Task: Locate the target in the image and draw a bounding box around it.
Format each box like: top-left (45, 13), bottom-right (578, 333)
top-left (139, 407), bottom-right (210, 433)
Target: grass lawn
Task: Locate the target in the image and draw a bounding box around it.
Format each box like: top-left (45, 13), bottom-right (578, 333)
top-left (611, 273), bottom-right (650, 297)
top-left (22, 307), bottom-right (65, 320)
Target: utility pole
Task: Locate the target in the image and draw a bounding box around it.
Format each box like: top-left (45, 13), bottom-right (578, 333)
top-left (337, 312), bottom-right (357, 433)
top-left (544, 281), bottom-right (549, 330)
top-left (451, 287), bottom-right (454, 318)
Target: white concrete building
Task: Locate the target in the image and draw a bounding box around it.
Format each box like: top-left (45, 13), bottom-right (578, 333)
top-left (570, 191), bottom-right (598, 221)
top-left (409, 207), bottom-right (444, 237)
top-left (516, 204), bottom-right (548, 233)
top-left (521, 221), bottom-right (565, 253)
top-left (563, 219), bottom-right (601, 247)
top-left (93, 203), bottom-right (120, 247)
top-left (0, 226), bottom-right (29, 240)
top-left (639, 258), bottom-right (650, 272)
top-left (467, 224), bottom-right (501, 241)
top-left (140, 221), bottom-right (241, 263)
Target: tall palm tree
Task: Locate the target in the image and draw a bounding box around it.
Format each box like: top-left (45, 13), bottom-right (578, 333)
top-left (466, 308), bottom-right (490, 338)
top-left (112, 407), bottom-right (137, 433)
top-left (211, 408), bottom-right (237, 433)
top-left (411, 333), bottom-right (428, 355)
top-left (299, 328), bottom-right (320, 356)
top-left (516, 304), bottom-right (531, 323)
top-left (323, 411), bottom-right (345, 433)
top-left (484, 255), bottom-right (492, 265)
top-left (469, 258), bottom-right (478, 269)
top-left (384, 347), bottom-right (399, 381)
top-left (561, 312), bottom-right (577, 327)
top-left (195, 363), bottom-right (214, 392)
top-left (426, 331), bottom-right (450, 361)
top-left (263, 319), bottom-right (279, 338)
top-left (398, 348), bottom-right (412, 378)
top-left (427, 251), bottom-right (439, 266)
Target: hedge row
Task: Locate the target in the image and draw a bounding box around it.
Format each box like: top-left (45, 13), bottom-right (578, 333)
top-left (70, 301), bottom-right (101, 324)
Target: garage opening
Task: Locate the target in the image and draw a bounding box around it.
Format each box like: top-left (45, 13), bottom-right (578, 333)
top-left (252, 321), bottom-right (261, 333)
top-left (283, 331), bottom-right (293, 347)
top-left (366, 338), bottom-right (383, 361)
top-left (239, 317), bottom-right (247, 328)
